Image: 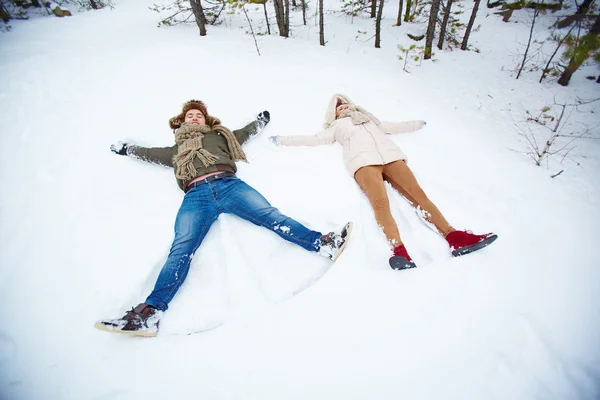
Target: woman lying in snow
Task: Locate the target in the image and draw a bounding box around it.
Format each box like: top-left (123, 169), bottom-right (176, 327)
top-left (270, 94), bottom-right (497, 270)
top-left (95, 100), bottom-right (352, 337)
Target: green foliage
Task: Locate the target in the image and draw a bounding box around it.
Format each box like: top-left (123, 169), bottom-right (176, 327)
top-left (525, 106), bottom-right (555, 125)
top-left (1, 0), bottom-right (112, 29)
top-left (502, 1), bottom-right (562, 12)
top-left (340, 0), bottom-right (368, 17)
top-left (408, 0), bottom-right (425, 22)
top-left (398, 43), bottom-right (426, 72)
top-left (152, 0), bottom-right (226, 28)
top-left (561, 24), bottom-right (600, 71)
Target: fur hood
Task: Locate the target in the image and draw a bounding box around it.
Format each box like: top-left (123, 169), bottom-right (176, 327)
top-left (169, 99), bottom-right (221, 130)
top-left (323, 93), bottom-right (381, 129)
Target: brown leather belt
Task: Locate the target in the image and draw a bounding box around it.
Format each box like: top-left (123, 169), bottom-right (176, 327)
top-left (187, 172), bottom-right (235, 191)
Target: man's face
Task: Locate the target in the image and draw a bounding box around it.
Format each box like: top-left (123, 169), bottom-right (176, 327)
top-left (184, 109), bottom-right (206, 125)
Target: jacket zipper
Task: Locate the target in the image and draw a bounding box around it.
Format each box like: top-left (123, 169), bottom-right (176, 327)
top-left (361, 124), bottom-right (385, 164)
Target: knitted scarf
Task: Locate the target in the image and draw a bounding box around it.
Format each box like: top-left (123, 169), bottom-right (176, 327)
top-left (173, 123), bottom-right (247, 181)
top-left (338, 105), bottom-right (374, 126)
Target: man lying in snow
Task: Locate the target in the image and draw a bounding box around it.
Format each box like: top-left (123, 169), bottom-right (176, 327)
top-left (270, 93), bottom-right (497, 270)
top-left (95, 100), bottom-right (352, 337)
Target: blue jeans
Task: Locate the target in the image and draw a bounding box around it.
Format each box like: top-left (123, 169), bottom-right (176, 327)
top-left (145, 175), bottom-right (323, 311)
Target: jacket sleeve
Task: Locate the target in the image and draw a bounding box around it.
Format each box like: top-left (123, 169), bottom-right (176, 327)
top-left (233, 121), bottom-right (263, 145)
top-left (379, 120), bottom-right (425, 134)
top-left (278, 127), bottom-right (336, 146)
top-left (128, 145), bottom-right (176, 167)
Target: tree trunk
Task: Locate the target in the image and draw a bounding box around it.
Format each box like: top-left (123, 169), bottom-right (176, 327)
top-left (404, 0), bottom-right (412, 21)
top-left (301, 0), bottom-right (307, 25)
top-left (539, 24), bottom-right (576, 82)
top-left (424, 0), bottom-right (441, 59)
top-left (273, 0), bottom-right (289, 37)
top-left (556, 0), bottom-right (593, 29)
top-left (461, 0), bottom-right (480, 50)
top-left (516, 4), bottom-right (540, 79)
top-left (263, 3), bottom-right (271, 34)
top-left (319, 0), bottom-right (325, 45)
top-left (0, 1), bottom-right (11, 22)
top-left (396, 0), bottom-right (403, 25)
top-left (558, 15), bottom-right (600, 86)
top-left (371, 0), bottom-right (376, 18)
top-left (189, 0), bottom-right (207, 36)
top-left (375, 0), bottom-right (385, 47)
top-left (285, 0), bottom-right (290, 35)
top-left (437, 0), bottom-right (453, 49)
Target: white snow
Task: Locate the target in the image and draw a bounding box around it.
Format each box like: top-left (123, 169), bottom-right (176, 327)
top-left (1, 0), bottom-right (599, 399)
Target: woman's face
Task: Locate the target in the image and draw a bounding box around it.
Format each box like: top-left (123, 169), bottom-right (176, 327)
top-left (336, 104), bottom-right (349, 119)
top-left (184, 109), bottom-right (206, 125)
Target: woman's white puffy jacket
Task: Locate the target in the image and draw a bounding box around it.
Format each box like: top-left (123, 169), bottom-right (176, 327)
top-left (277, 117), bottom-right (425, 176)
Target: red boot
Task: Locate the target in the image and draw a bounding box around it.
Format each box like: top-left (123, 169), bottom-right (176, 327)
top-left (389, 245), bottom-right (417, 270)
top-left (446, 230), bottom-right (498, 257)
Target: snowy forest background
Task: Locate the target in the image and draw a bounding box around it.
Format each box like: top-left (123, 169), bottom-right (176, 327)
top-left (1, 0), bottom-right (599, 399)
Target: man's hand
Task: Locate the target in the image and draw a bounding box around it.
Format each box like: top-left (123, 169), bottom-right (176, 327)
top-left (110, 142), bottom-right (129, 156)
top-left (257, 111), bottom-right (270, 128)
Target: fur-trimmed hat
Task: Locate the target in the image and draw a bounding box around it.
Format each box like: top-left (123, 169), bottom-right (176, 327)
top-left (323, 93), bottom-right (380, 129)
top-left (169, 99), bottom-right (222, 130)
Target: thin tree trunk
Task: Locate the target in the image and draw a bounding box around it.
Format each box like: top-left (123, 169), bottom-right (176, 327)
top-left (371, 0), bottom-right (376, 18)
top-left (242, 4), bottom-right (261, 56)
top-left (301, 0), bottom-right (306, 25)
top-left (535, 104), bottom-right (566, 165)
top-left (437, 0), bottom-right (453, 49)
top-left (404, 0), bottom-right (412, 21)
top-left (0, 1), bottom-right (11, 22)
top-left (461, 0), bottom-right (480, 50)
top-left (263, 2), bottom-right (271, 34)
top-left (319, 0), bottom-right (325, 45)
top-left (189, 0), bottom-right (207, 36)
top-left (273, 0), bottom-right (289, 37)
top-left (424, 0), bottom-right (441, 59)
top-left (285, 0), bottom-right (290, 35)
top-left (516, 4), bottom-right (540, 79)
top-left (396, 0), bottom-right (404, 25)
top-left (375, 0), bottom-right (385, 47)
top-left (539, 24), bottom-right (576, 82)
top-left (557, 0), bottom-right (593, 29)
top-left (558, 15), bottom-right (600, 86)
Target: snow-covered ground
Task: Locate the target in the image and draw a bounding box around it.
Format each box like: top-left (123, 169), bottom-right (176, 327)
top-left (1, 0), bottom-right (599, 399)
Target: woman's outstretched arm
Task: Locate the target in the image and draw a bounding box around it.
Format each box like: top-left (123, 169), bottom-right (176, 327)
top-left (379, 120), bottom-right (426, 134)
top-left (271, 126), bottom-right (336, 147)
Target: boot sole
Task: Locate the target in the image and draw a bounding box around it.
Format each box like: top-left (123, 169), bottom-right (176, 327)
top-left (451, 234), bottom-right (498, 257)
top-left (331, 222), bottom-right (353, 262)
top-left (389, 256), bottom-right (417, 270)
top-left (93, 322), bottom-right (158, 337)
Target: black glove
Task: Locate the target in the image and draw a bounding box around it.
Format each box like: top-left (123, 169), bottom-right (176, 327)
top-left (257, 110), bottom-right (270, 127)
top-left (110, 142), bottom-right (129, 156)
